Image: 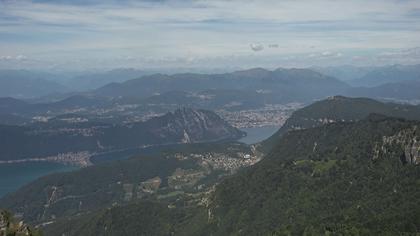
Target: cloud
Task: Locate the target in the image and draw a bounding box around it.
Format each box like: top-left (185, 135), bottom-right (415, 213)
top-left (375, 47), bottom-right (420, 64)
top-left (250, 43), bottom-right (264, 52)
top-left (16, 54), bottom-right (28, 60)
top-left (0, 54), bottom-right (28, 61)
top-left (406, 8), bottom-right (420, 18)
top-left (322, 51), bottom-right (343, 58)
top-left (379, 47), bottom-right (420, 58)
top-left (0, 56), bottom-right (12, 60)
top-left (308, 51), bottom-right (343, 59)
top-left (0, 0), bottom-right (419, 70)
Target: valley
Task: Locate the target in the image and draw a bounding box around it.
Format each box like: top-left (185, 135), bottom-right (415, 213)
top-left (0, 123), bottom-right (276, 198)
top-left (2, 95), bottom-right (420, 236)
top-left (1, 1), bottom-right (420, 235)
top-left (1, 66), bottom-right (420, 236)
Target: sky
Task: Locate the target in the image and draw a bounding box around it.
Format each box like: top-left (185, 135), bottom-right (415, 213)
top-left (0, 0), bottom-right (420, 71)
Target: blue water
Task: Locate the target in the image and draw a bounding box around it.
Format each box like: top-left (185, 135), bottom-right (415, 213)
top-left (0, 162), bottom-right (77, 198)
top-left (0, 126), bottom-right (280, 198)
top-left (238, 126), bottom-right (280, 144)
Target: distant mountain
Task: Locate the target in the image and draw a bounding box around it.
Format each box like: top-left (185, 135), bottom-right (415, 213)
top-left (66, 68), bottom-right (148, 91)
top-left (346, 79), bottom-right (420, 101)
top-left (94, 68), bottom-right (349, 103)
top-left (350, 64), bottom-right (420, 87)
top-left (0, 67), bottom-right (348, 114)
top-left (0, 70), bottom-right (70, 98)
top-left (137, 89), bottom-right (269, 111)
top-left (0, 97), bottom-right (29, 113)
top-left (0, 108), bottom-right (244, 161)
top-left (261, 96), bottom-right (420, 152)
top-left (44, 95), bottom-right (110, 110)
top-left (0, 68), bottom-right (150, 98)
top-left (314, 64), bottom-right (420, 88)
top-left (0, 97), bottom-right (42, 122)
top-left (0, 114), bottom-right (29, 125)
top-left (0, 95), bottom-right (110, 117)
top-left (312, 65), bottom-right (377, 82)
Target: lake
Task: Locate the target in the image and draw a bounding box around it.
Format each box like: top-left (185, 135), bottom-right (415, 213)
top-left (0, 162), bottom-right (77, 198)
top-left (0, 126), bottom-right (280, 198)
top-left (238, 125), bottom-right (280, 144)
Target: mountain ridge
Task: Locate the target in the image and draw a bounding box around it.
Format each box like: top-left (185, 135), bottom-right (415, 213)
top-left (260, 96), bottom-right (420, 152)
top-left (0, 107), bottom-right (244, 162)
top-left (93, 68), bottom-right (349, 103)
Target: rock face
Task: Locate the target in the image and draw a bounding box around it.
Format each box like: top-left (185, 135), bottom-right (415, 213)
top-left (0, 210), bottom-right (40, 236)
top-left (0, 107), bottom-right (244, 162)
top-left (373, 126), bottom-right (420, 164)
top-left (149, 107), bottom-right (245, 144)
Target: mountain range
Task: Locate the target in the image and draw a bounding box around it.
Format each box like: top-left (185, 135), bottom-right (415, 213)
top-left (346, 79), bottom-right (420, 102)
top-left (0, 68), bottom-right (149, 99)
top-left (315, 64), bottom-right (420, 87)
top-left (0, 70), bottom-right (69, 98)
top-left (2, 65), bottom-right (420, 106)
top-left (94, 68), bottom-right (349, 103)
top-left (350, 64), bottom-right (420, 87)
top-left (2, 96), bottom-right (420, 235)
top-left (63, 68), bottom-right (148, 91)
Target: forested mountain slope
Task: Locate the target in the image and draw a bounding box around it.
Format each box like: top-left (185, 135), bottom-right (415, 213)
top-left (261, 96), bottom-right (420, 152)
top-left (209, 115), bottom-right (420, 235)
top-left (34, 115), bottom-right (420, 235)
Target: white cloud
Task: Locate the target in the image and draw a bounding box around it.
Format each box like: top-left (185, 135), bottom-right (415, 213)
top-left (0, 56), bottom-right (13, 61)
top-left (16, 55), bottom-right (28, 60)
top-left (0, 0), bottom-right (419, 69)
top-left (250, 43), bottom-right (264, 52)
top-left (378, 47), bottom-right (420, 58)
top-left (308, 51), bottom-right (343, 59)
top-left (0, 55), bottom-right (28, 61)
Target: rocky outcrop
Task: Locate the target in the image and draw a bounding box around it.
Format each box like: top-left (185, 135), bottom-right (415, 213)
top-left (373, 126), bottom-right (420, 164)
top-left (0, 210), bottom-right (40, 236)
top-left (149, 107), bottom-right (245, 143)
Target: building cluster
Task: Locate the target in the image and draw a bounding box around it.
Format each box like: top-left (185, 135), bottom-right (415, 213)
top-left (174, 151), bottom-right (260, 173)
top-left (217, 103), bottom-right (302, 128)
top-left (27, 127), bottom-right (99, 137)
top-left (44, 151), bottom-right (93, 167)
top-left (0, 151), bottom-right (93, 167)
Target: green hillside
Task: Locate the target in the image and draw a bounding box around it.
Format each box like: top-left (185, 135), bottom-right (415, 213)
top-left (0, 141), bottom-right (252, 226)
top-left (261, 96), bottom-right (420, 152)
top-left (30, 115), bottom-right (420, 236)
top-left (3, 97), bottom-right (420, 236)
top-left (209, 115), bottom-right (420, 235)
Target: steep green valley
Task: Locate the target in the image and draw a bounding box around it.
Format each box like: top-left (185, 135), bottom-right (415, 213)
top-left (2, 98), bottom-right (420, 236)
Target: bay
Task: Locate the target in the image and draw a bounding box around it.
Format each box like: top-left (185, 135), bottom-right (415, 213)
top-left (238, 126), bottom-right (280, 144)
top-left (0, 126), bottom-right (280, 198)
top-left (0, 162), bottom-right (77, 198)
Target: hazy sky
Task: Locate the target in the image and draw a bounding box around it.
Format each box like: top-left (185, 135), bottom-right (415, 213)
top-left (1, 0), bottom-right (420, 71)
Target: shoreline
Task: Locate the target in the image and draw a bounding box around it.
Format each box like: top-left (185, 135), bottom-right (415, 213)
top-left (0, 151), bottom-right (93, 168)
top-left (0, 126), bottom-right (276, 168)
